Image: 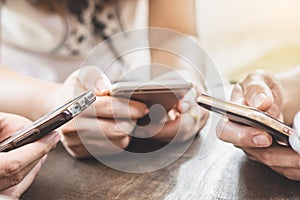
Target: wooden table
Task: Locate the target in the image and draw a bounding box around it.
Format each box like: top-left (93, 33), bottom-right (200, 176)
top-left (22, 131), bottom-right (300, 200)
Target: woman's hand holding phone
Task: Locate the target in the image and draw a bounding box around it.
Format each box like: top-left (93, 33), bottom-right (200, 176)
top-left (56, 67), bottom-right (149, 158)
top-left (53, 66), bottom-right (208, 158)
top-left (133, 70), bottom-right (209, 142)
top-left (217, 70), bottom-right (284, 147)
top-left (0, 113), bottom-right (60, 199)
top-left (216, 70), bottom-right (300, 181)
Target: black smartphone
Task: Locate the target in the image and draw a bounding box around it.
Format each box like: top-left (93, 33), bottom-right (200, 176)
top-left (197, 94), bottom-right (296, 146)
top-left (111, 80), bottom-right (192, 125)
top-left (0, 91), bottom-right (96, 152)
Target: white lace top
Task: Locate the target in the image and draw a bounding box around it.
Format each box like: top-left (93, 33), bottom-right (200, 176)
top-left (1, 0), bottom-right (150, 82)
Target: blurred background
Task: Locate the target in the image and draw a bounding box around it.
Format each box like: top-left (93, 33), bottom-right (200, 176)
top-left (196, 0), bottom-right (300, 82)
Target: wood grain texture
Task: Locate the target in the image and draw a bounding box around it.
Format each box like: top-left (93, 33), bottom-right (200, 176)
top-left (22, 136), bottom-right (300, 200)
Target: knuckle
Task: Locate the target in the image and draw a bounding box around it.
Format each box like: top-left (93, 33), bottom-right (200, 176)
top-left (235, 130), bottom-right (244, 147)
top-left (4, 160), bottom-right (22, 177)
top-left (10, 191), bottom-right (22, 199)
top-left (41, 141), bottom-right (54, 154)
top-left (61, 121), bottom-right (76, 135)
top-left (253, 70), bottom-right (275, 84)
top-left (283, 170), bottom-right (298, 181)
top-left (260, 150), bottom-right (273, 166)
top-left (112, 123), bottom-right (133, 139)
top-left (11, 171), bottom-right (25, 186)
top-left (246, 82), bottom-right (265, 93)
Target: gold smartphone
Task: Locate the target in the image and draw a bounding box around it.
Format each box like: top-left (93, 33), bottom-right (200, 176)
top-left (197, 94), bottom-right (296, 146)
top-left (0, 91), bottom-right (96, 152)
top-left (111, 80), bottom-right (193, 125)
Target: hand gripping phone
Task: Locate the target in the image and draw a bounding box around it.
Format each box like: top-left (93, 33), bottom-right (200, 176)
top-left (0, 91), bottom-right (96, 152)
top-left (111, 80), bottom-right (192, 125)
top-left (197, 94), bottom-right (296, 146)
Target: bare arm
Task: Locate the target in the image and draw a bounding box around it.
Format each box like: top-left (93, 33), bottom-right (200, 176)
top-left (278, 67), bottom-right (300, 125)
top-left (148, 0), bottom-right (204, 85)
top-left (0, 66), bottom-right (60, 120)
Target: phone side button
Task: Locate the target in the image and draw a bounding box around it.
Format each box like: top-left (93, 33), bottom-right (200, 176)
top-left (282, 127), bottom-right (295, 136)
top-left (12, 128), bottom-right (40, 147)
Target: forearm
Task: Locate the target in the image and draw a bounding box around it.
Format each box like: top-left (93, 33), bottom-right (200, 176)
top-left (277, 67), bottom-right (300, 124)
top-left (0, 66), bottom-right (60, 120)
top-left (148, 0), bottom-right (202, 84)
top-left (150, 34), bottom-right (206, 93)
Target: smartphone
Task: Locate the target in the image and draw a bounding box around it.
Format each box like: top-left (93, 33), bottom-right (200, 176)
top-left (197, 94), bottom-right (296, 146)
top-left (111, 80), bottom-right (193, 125)
top-left (0, 91), bottom-right (96, 152)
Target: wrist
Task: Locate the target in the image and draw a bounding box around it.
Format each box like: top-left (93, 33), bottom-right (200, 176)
top-left (33, 82), bottom-right (61, 119)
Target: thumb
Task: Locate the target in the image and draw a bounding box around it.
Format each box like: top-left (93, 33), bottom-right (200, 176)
top-left (77, 66), bottom-right (111, 95)
top-left (241, 80), bottom-right (273, 111)
top-left (95, 74), bottom-right (112, 96)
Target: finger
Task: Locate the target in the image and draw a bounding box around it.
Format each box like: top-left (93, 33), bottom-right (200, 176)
top-left (176, 101), bottom-right (190, 114)
top-left (135, 110), bottom-right (205, 142)
top-left (77, 66), bottom-right (111, 94)
top-left (241, 81), bottom-right (273, 111)
top-left (270, 166), bottom-right (300, 181)
top-left (0, 160), bottom-right (43, 198)
top-left (239, 71), bottom-right (276, 111)
top-left (176, 88), bottom-right (197, 114)
top-left (0, 132), bottom-right (60, 177)
top-left (93, 96), bottom-right (149, 119)
top-left (0, 113), bottom-right (32, 141)
top-left (61, 118), bottom-right (135, 145)
top-left (0, 154), bottom-right (45, 191)
top-left (231, 83), bottom-right (246, 105)
top-left (216, 119), bottom-right (272, 147)
top-left (243, 146), bottom-right (300, 168)
top-left (0, 160), bottom-right (38, 191)
top-left (62, 134), bottom-right (131, 158)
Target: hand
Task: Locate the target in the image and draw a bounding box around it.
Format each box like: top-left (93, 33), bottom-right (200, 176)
top-left (243, 145), bottom-right (300, 181)
top-left (217, 70), bottom-right (284, 147)
top-left (134, 70), bottom-right (209, 142)
top-left (215, 70), bottom-right (300, 181)
top-left (55, 67), bottom-right (149, 158)
top-left (0, 113), bottom-right (60, 198)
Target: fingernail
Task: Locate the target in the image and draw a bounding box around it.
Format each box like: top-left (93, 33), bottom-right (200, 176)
top-left (253, 135), bottom-right (270, 146)
top-left (181, 102), bottom-right (190, 113)
top-left (253, 93), bottom-right (267, 108)
top-left (96, 74), bottom-right (112, 95)
top-left (41, 154), bottom-right (48, 164)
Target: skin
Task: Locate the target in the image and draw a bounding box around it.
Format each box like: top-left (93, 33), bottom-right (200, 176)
top-left (0, 0), bottom-right (208, 158)
top-left (0, 113), bottom-right (60, 198)
top-left (217, 68), bottom-right (300, 181)
top-left (146, 0), bottom-right (209, 142)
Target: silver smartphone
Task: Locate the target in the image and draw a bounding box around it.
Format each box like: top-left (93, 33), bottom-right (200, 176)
top-left (197, 94), bottom-right (296, 146)
top-left (0, 91), bottom-right (96, 152)
top-left (111, 80), bottom-right (193, 125)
